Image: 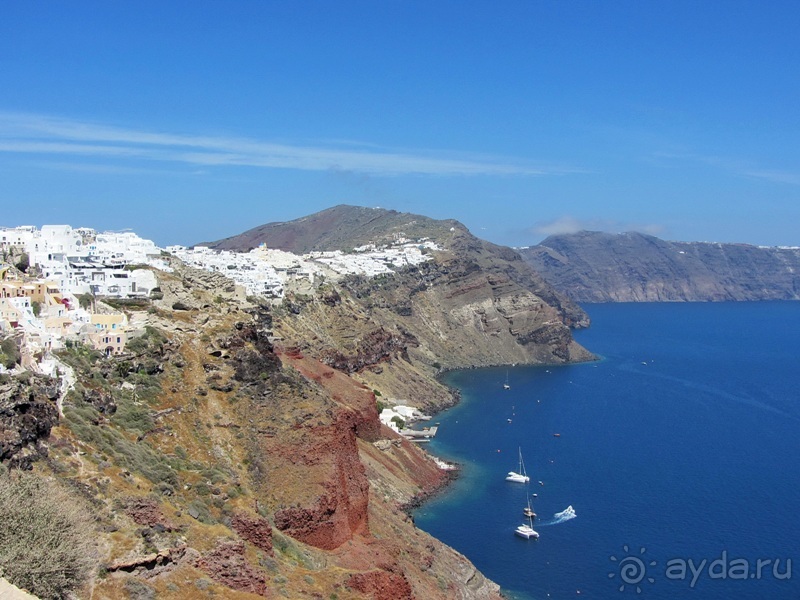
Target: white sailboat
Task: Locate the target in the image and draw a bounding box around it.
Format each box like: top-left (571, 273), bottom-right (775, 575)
top-left (503, 370), bottom-right (511, 390)
top-left (523, 494), bottom-right (537, 520)
top-left (505, 447), bottom-right (530, 483)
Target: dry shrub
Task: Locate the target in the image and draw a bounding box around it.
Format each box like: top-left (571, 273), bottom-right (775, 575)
top-left (0, 470), bottom-right (97, 599)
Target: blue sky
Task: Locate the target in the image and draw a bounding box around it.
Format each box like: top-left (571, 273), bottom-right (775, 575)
top-left (1, 1), bottom-right (798, 247)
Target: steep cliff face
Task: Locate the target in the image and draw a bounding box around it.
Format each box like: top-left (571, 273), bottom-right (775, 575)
top-left (254, 347), bottom-right (375, 551)
top-left (273, 234), bottom-right (593, 414)
top-left (521, 231), bottom-right (800, 302)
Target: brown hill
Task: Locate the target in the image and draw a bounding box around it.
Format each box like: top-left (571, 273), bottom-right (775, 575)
top-left (202, 205), bottom-right (462, 254)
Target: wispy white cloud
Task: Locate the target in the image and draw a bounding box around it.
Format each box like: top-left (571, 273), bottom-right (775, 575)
top-left (653, 151), bottom-right (800, 186)
top-left (11, 159), bottom-right (163, 176)
top-left (742, 169), bottom-right (800, 186)
top-left (0, 112), bottom-right (579, 177)
top-left (531, 215), bottom-right (666, 237)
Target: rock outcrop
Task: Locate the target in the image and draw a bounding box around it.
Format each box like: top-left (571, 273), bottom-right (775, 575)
top-left (195, 541), bottom-right (268, 595)
top-left (521, 231), bottom-right (800, 302)
top-left (0, 374), bottom-right (59, 469)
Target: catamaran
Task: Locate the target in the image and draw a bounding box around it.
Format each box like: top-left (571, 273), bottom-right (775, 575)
top-left (515, 514), bottom-right (539, 539)
top-left (505, 447), bottom-right (530, 483)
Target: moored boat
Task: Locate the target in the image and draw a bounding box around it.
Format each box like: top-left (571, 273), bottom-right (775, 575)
top-left (505, 447), bottom-right (530, 483)
top-left (515, 518), bottom-right (539, 539)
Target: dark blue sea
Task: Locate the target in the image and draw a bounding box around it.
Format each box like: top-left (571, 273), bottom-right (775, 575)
top-left (413, 302), bottom-right (800, 599)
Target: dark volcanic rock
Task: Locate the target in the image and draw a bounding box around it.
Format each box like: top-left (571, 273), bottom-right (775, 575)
top-left (0, 375), bottom-right (59, 469)
top-left (521, 231), bottom-right (800, 302)
top-left (84, 388), bottom-right (117, 414)
top-left (319, 327), bottom-right (417, 374)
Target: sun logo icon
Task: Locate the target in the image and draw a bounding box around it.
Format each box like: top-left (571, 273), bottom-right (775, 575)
top-left (609, 545), bottom-right (656, 593)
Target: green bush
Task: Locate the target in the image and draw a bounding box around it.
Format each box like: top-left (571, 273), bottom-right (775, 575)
top-left (0, 337), bottom-right (20, 369)
top-left (56, 343), bottom-right (103, 371)
top-left (102, 297), bottom-right (151, 311)
top-left (0, 472), bottom-right (97, 599)
top-left (187, 499), bottom-right (214, 524)
top-left (111, 401), bottom-right (154, 436)
top-left (77, 293), bottom-right (93, 310)
top-left (126, 326), bottom-right (167, 354)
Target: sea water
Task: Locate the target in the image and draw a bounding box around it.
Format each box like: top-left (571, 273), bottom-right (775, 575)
top-left (413, 302), bottom-right (800, 599)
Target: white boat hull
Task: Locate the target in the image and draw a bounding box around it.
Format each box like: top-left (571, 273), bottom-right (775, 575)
top-left (515, 525), bottom-right (539, 539)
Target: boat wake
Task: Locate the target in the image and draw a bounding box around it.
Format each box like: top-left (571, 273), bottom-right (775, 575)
top-left (537, 505), bottom-right (577, 526)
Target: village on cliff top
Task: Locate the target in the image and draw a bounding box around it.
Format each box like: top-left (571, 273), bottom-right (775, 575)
top-left (1, 223), bottom-right (441, 434)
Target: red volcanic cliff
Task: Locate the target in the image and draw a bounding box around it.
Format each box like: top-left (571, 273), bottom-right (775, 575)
top-left (269, 349), bottom-right (379, 550)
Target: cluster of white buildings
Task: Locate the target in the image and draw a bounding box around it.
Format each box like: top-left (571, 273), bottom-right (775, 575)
top-left (0, 225), bottom-right (167, 299)
top-left (2, 224), bottom-right (441, 303)
top-left (0, 267), bottom-right (133, 374)
top-left (167, 238), bottom-right (440, 299)
top-left (378, 403), bottom-right (431, 433)
top-left (308, 239), bottom-right (439, 276)
top-left (0, 225), bottom-right (171, 374)
top-left (166, 244), bottom-right (320, 298)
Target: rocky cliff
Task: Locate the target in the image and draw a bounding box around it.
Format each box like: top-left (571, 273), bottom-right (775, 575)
top-left (520, 231), bottom-right (800, 302)
top-left (274, 233), bottom-right (593, 414)
top-left (0, 208), bottom-right (599, 599)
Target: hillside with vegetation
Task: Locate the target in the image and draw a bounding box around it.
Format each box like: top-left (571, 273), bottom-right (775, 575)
top-left (0, 208), bottom-right (595, 599)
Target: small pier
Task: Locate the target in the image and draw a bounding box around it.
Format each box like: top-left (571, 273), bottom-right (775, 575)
top-left (402, 423), bottom-right (439, 441)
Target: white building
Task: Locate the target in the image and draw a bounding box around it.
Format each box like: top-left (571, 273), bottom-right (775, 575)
top-left (1, 225), bottom-right (164, 298)
top-left (167, 238), bottom-right (441, 301)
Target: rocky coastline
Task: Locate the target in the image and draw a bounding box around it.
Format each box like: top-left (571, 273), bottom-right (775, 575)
top-left (1, 208), bottom-right (595, 599)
